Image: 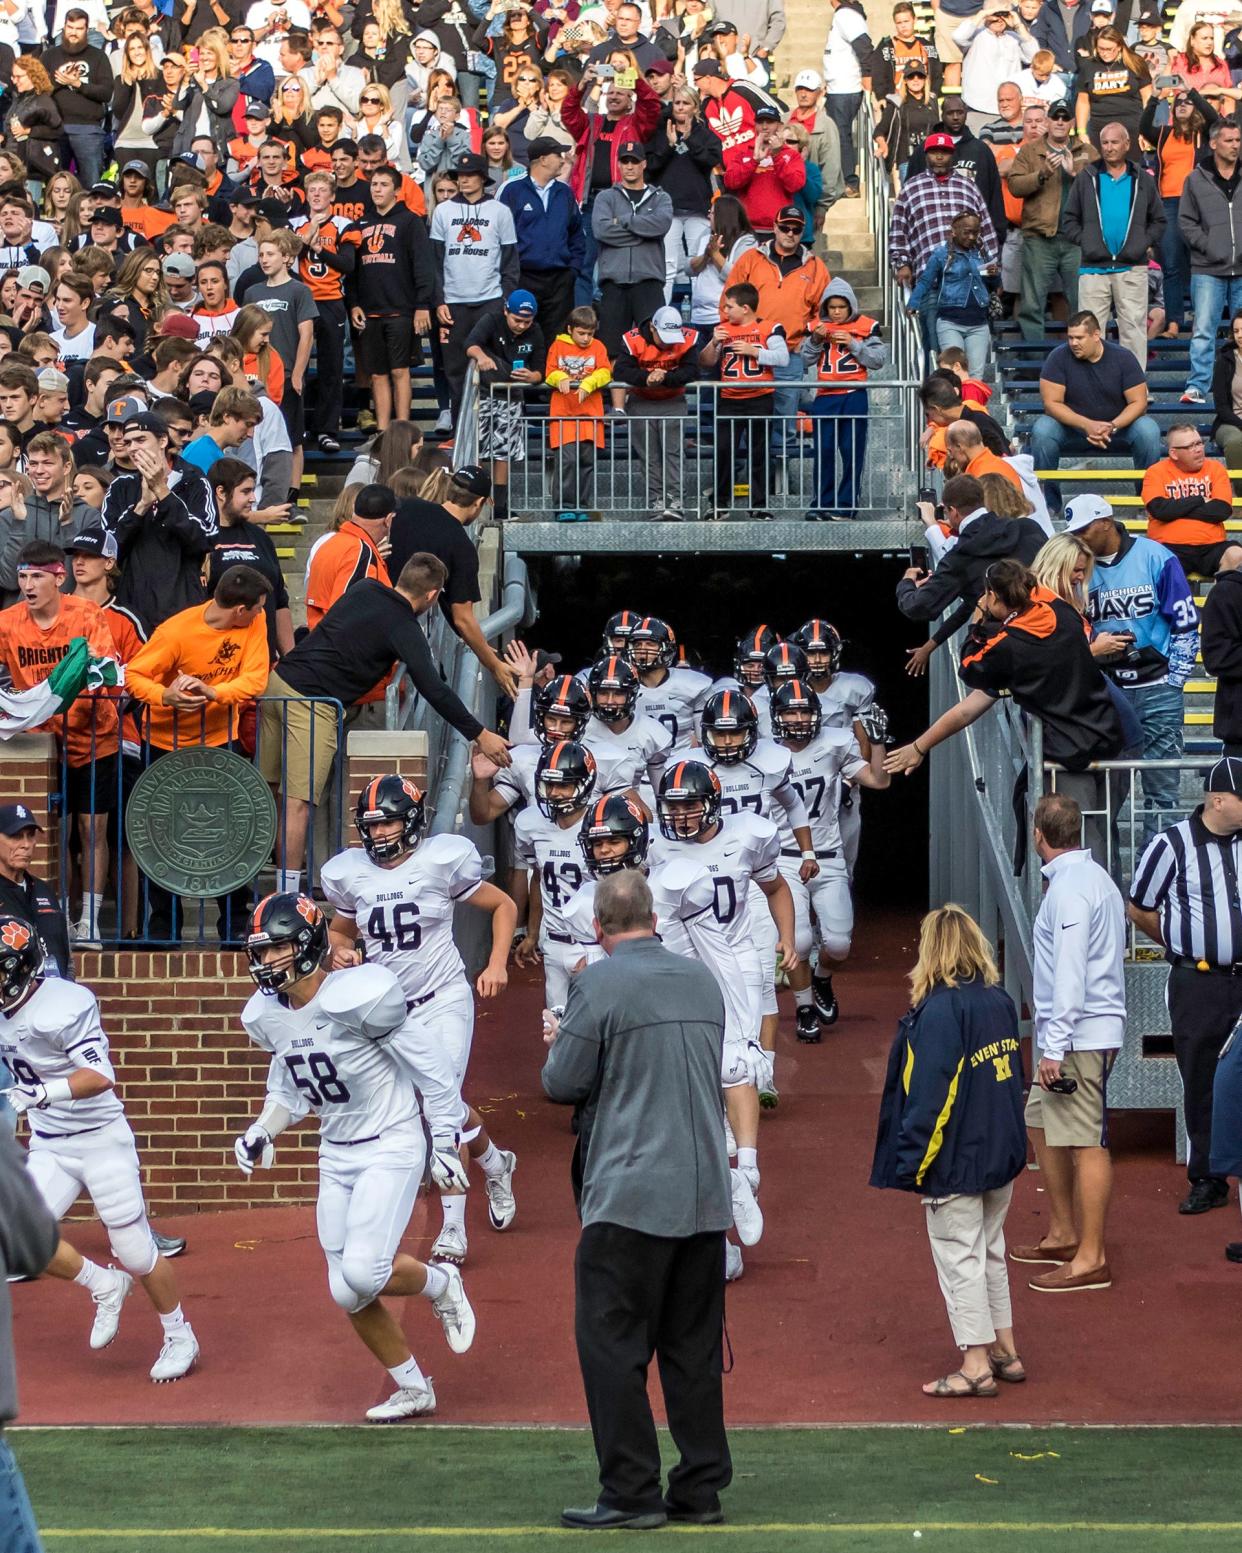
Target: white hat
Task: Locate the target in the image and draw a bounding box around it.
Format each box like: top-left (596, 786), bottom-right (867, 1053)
top-left (651, 305), bottom-right (686, 345)
top-left (1064, 493), bottom-right (1114, 532)
top-left (794, 68), bottom-right (823, 90)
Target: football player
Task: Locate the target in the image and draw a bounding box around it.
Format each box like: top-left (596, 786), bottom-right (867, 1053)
top-left (236, 893), bottom-right (476, 1423)
top-left (0, 917), bottom-right (199, 1382)
top-left (471, 673), bottom-right (592, 823)
top-left (561, 793), bottom-right (652, 966)
top-left (322, 776), bottom-right (519, 1268)
top-left (627, 616), bottom-right (712, 753)
top-left (712, 625), bottom-right (779, 704)
top-left (582, 654), bottom-right (673, 800)
top-left (755, 640), bottom-right (810, 736)
top-left (771, 680), bottom-right (891, 1034)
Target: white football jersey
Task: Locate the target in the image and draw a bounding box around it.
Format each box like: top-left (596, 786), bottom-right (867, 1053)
top-left (0, 979), bottom-right (123, 1136)
top-left (636, 666), bottom-right (714, 751)
top-left (650, 811), bottom-right (780, 949)
top-left (321, 835), bottom-right (483, 1000)
top-left (649, 856), bottom-right (760, 1044)
top-left (562, 879), bottom-right (605, 960)
top-left (242, 964), bottom-right (421, 1145)
top-left (491, 743), bottom-right (541, 812)
top-left (514, 805), bottom-right (589, 940)
top-left (776, 727), bottom-right (868, 857)
top-left (814, 671), bottom-right (875, 730)
top-left (583, 713), bottom-right (673, 794)
top-left (706, 738), bottom-right (809, 830)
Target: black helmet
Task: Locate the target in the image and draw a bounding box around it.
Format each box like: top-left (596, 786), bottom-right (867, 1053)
top-left (771, 678), bottom-right (823, 742)
top-left (535, 739), bottom-right (597, 819)
top-left (246, 892), bottom-right (328, 994)
top-left (674, 642), bottom-right (707, 674)
top-left (792, 618), bottom-right (842, 677)
top-left (355, 773), bottom-right (425, 863)
top-left (627, 615), bottom-right (677, 671)
top-left (656, 759), bottom-right (722, 841)
top-left (734, 624), bottom-right (778, 685)
top-left (534, 673), bottom-right (591, 742)
top-left (587, 653), bottom-right (640, 724)
top-left (578, 792), bottom-right (650, 876)
top-left (763, 640), bottom-right (810, 692)
top-left (602, 609), bottom-right (641, 653)
top-left (0, 916), bottom-right (43, 1011)
top-left (700, 687), bottom-right (758, 764)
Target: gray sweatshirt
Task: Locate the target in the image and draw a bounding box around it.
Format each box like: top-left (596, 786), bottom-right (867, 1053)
top-left (0, 1129), bottom-right (59, 1422)
top-left (0, 493), bottom-right (97, 598)
top-left (591, 184), bottom-right (674, 286)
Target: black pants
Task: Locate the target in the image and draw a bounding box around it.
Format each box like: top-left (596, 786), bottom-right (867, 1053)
top-left (715, 392), bottom-right (774, 514)
top-left (444, 297), bottom-right (504, 416)
top-left (522, 267), bottom-right (576, 343)
top-left (1168, 963), bottom-right (1242, 1182)
top-left (574, 1222), bottom-right (731, 1516)
top-left (597, 278), bottom-right (666, 356)
top-left (311, 297), bottom-right (345, 438)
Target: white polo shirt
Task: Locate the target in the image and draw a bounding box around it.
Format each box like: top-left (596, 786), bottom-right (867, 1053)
top-left (1032, 847), bottom-right (1127, 1061)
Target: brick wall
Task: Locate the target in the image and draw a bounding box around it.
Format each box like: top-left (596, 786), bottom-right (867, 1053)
top-left (0, 737), bottom-right (60, 879)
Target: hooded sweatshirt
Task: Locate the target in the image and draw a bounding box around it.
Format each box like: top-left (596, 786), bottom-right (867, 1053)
top-left (896, 510), bottom-right (1048, 645)
top-left (800, 278), bottom-right (888, 393)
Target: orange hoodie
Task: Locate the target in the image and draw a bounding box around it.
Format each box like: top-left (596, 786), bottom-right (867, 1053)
top-left (721, 244), bottom-right (831, 349)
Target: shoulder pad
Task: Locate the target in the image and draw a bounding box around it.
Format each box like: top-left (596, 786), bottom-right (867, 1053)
top-left (318, 963), bottom-right (407, 1039)
top-left (28, 978), bottom-right (97, 1037)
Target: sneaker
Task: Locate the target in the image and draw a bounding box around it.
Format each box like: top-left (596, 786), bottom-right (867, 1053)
top-left (795, 1005), bottom-right (821, 1044)
top-left (366, 1379), bottom-right (437, 1422)
top-left (1180, 387), bottom-right (1206, 405)
top-left (725, 1242), bottom-right (744, 1282)
top-left (605, 404), bottom-right (627, 417)
top-left (89, 1268), bottom-right (133, 1350)
top-left (1179, 1179), bottom-right (1230, 1215)
top-left (805, 510), bottom-right (826, 522)
top-left (150, 1324), bottom-right (199, 1382)
top-left (430, 1221), bottom-right (467, 1265)
top-left (556, 511), bottom-right (577, 523)
top-left (152, 1231), bottom-right (187, 1259)
top-left (431, 1264), bottom-right (476, 1354)
top-left (316, 434), bottom-right (341, 454)
top-left (434, 409), bottom-right (454, 436)
top-left (484, 1149), bottom-right (517, 1231)
top-left (812, 973), bottom-right (838, 1026)
top-left (71, 917), bottom-right (101, 949)
top-left (357, 408), bottom-right (377, 432)
top-left (730, 1167), bottom-right (763, 1247)
top-left (1225, 1243), bottom-right (1242, 1263)
top-left (660, 507), bottom-right (685, 522)
top-left (754, 510), bottom-right (776, 522)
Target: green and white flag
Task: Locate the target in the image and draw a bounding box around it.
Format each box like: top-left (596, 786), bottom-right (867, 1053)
top-left (0, 639), bottom-right (121, 738)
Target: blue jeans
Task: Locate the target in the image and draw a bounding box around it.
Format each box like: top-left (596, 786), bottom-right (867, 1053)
top-left (1161, 195), bottom-right (1188, 329)
top-left (1029, 414), bottom-right (1164, 513)
top-left (59, 124), bottom-right (106, 189)
top-left (809, 387), bottom-right (868, 516)
top-left (935, 318), bottom-right (990, 375)
top-left (576, 193), bottom-right (599, 307)
top-left (1189, 272), bottom-right (1242, 397)
top-left (0, 1438), bottom-right (43, 1553)
top-left (1124, 679), bottom-right (1185, 842)
top-left (771, 353), bottom-right (806, 455)
top-left (826, 91), bottom-right (863, 188)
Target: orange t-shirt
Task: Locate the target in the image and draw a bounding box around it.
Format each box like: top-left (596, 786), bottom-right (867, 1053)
top-left (100, 597), bottom-right (146, 751)
top-left (1158, 131), bottom-right (1197, 199)
top-left (244, 349), bottom-right (284, 406)
top-left (717, 317), bottom-right (785, 400)
top-left (125, 603), bottom-right (270, 751)
top-left (0, 594), bottom-right (119, 765)
top-left (967, 448), bottom-right (1023, 491)
top-left (546, 335), bottom-right (612, 448)
top-left (305, 522), bottom-right (392, 627)
top-left (122, 204), bottom-right (177, 242)
top-left (993, 140), bottom-right (1024, 228)
top-left (1142, 455), bottom-right (1233, 547)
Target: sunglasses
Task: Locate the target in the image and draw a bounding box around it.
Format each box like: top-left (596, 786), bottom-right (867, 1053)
top-left (361, 94), bottom-right (383, 102)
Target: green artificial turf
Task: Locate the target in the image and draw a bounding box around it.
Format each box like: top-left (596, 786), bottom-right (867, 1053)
top-left (15, 1426), bottom-right (1242, 1553)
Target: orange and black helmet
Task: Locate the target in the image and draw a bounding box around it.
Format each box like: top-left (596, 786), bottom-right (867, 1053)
top-left (762, 639), bottom-right (810, 692)
top-left (355, 773), bottom-right (425, 864)
top-left (602, 609), bottom-right (641, 653)
top-left (792, 618), bottom-right (842, 676)
top-left (587, 653), bottom-right (640, 723)
top-left (656, 759), bottom-right (722, 841)
top-left (771, 679), bottom-right (822, 742)
top-left (535, 739), bottom-right (598, 819)
top-left (578, 792), bottom-right (649, 876)
top-left (734, 624), bottom-right (778, 684)
top-left (533, 673), bottom-right (591, 742)
top-left (700, 687), bottom-right (758, 765)
top-left (246, 893), bottom-right (328, 994)
top-left (627, 615), bottom-right (677, 670)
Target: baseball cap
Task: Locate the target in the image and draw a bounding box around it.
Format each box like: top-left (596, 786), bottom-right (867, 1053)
top-left (188, 390), bottom-right (218, 418)
top-left (453, 464), bottom-right (491, 499)
top-left (1063, 493), bottom-right (1115, 532)
top-left (1206, 755), bottom-right (1242, 795)
top-left (534, 649), bottom-right (563, 672)
top-left (924, 132), bottom-right (956, 150)
top-left (1048, 101), bottom-right (1074, 119)
top-left (90, 181), bottom-right (118, 198)
top-left (105, 393), bottom-right (147, 425)
top-left (162, 253), bottom-right (197, 280)
top-left (526, 135), bottom-right (567, 161)
top-left (121, 159), bottom-right (152, 179)
top-left (64, 527), bottom-right (118, 560)
top-left (645, 56), bottom-right (673, 74)
top-left (89, 206), bottom-right (123, 228)
top-left (617, 139), bottom-right (646, 161)
top-left (651, 304), bottom-right (685, 344)
top-left (244, 102), bottom-right (272, 119)
top-left (902, 58), bottom-right (928, 75)
top-left (774, 204), bottom-right (803, 228)
top-left (754, 104), bottom-right (782, 123)
top-left (230, 188), bottom-right (259, 207)
top-left (794, 68), bottom-right (823, 90)
top-left (1090, 0), bottom-right (1113, 11)
top-left (122, 411), bottom-right (168, 437)
top-left (36, 368), bottom-right (68, 395)
top-left (703, 18), bottom-right (736, 33)
top-left (155, 311), bottom-right (201, 340)
top-left (1137, 4), bottom-right (1161, 19)
top-left (172, 151), bottom-right (206, 172)
top-left (354, 483), bottom-right (397, 520)
top-left (16, 265), bottom-right (49, 293)
top-left (0, 803), bottom-right (42, 836)
top-left (505, 288), bottom-right (538, 318)
top-left (692, 57), bottom-right (728, 79)
top-left (254, 198), bottom-right (291, 228)
top-left (453, 151), bottom-right (487, 175)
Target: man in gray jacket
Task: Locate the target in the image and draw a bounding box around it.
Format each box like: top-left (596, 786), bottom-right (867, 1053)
top-left (542, 869), bottom-right (732, 1532)
top-left (591, 142), bottom-right (674, 356)
top-left (0, 434), bottom-right (94, 606)
top-left (1178, 119), bottom-right (1242, 407)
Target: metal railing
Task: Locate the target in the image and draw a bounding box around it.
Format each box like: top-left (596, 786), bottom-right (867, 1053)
top-left (856, 102), bottom-right (923, 384)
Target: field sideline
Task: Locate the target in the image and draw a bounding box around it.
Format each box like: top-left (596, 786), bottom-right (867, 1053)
top-left (15, 1426), bottom-right (1242, 1552)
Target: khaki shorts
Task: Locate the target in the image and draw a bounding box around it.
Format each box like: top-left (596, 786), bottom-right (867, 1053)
top-left (259, 670), bottom-right (340, 806)
top-left (933, 8), bottom-right (968, 64)
top-left (1024, 1049), bottom-right (1116, 1149)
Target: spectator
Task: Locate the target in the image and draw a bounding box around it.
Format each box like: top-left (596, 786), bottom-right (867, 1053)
top-left (920, 372), bottom-right (1009, 455)
top-left (0, 803), bottom-right (71, 978)
top-left (305, 481), bottom-right (392, 629)
top-left (955, 5), bottom-right (1036, 132)
top-left (691, 58), bottom-right (777, 185)
top-left (0, 433), bottom-right (93, 603)
top-left (591, 140), bottom-right (672, 355)
top-left (873, 61), bottom-right (940, 186)
top-left (1062, 123), bottom-right (1163, 369)
top-left (865, 3), bottom-right (944, 101)
top-left (787, 69), bottom-right (845, 232)
top-left (644, 87), bottom-right (720, 303)
top-left (44, 10), bottom-right (113, 189)
top-left (870, 904), bottom-right (1026, 1398)
top-left (1129, 757), bottom-right (1242, 1217)
top-left (944, 419), bottom-right (1023, 490)
top-left (1009, 100), bottom-right (1095, 342)
top-left (466, 287), bottom-right (546, 519)
top-left (1172, 20), bottom-right (1241, 104)
top-left (207, 458), bottom-right (293, 662)
top-left (822, 0), bottom-right (873, 198)
top-left (500, 136), bottom-right (584, 342)
top-left (242, 227), bottom-right (317, 499)
top-left (1140, 86), bottom-right (1219, 338)
top-left (611, 303), bottom-right (699, 521)
top-left (1201, 548), bottom-right (1242, 757)
top-left (1133, 4), bottom-right (1169, 78)
top-left (1178, 119), bottom-right (1242, 407)
top-left (1018, 791), bottom-right (1125, 1294)
top-left (545, 304), bottom-right (612, 523)
top-left (1068, 492), bottom-right (1199, 842)
top-left (802, 280), bottom-right (888, 521)
top-left (1029, 311), bottom-right (1162, 513)
top-left (1074, 26), bottom-right (1151, 149)
top-left (6, 57), bottom-right (64, 192)
top-left (490, 64), bottom-right (546, 166)
top-left (688, 195), bottom-right (757, 341)
top-left (1143, 421), bottom-right (1242, 577)
top-left (1014, 48), bottom-right (1070, 107)
top-left (722, 105), bottom-right (806, 241)
top-left (289, 172), bottom-right (357, 456)
top-left (698, 280), bottom-right (788, 520)
top-left (903, 95), bottom-right (1006, 240)
top-left (906, 209), bottom-right (994, 374)
top-left (180, 387), bottom-right (264, 479)
top-left (1031, 0), bottom-right (1090, 71)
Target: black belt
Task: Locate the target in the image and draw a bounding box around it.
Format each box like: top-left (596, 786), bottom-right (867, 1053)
top-left (546, 931), bottom-right (573, 944)
top-left (323, 1132), bottom-right (382, 1147)
top-left (31, 1119), bottom-right (110, 1141)
top-left (780, 848), bottom-right (838, 861)
top-left (1169, 956), bottom-right (1242, 977)
top-left (407, 990), bottom-right (437, 1010)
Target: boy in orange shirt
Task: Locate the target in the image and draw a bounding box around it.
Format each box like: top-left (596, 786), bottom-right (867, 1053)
top-left (545, 305), bottom-right (612, 523)
top-left (698, 281), bottom-right (789, 520)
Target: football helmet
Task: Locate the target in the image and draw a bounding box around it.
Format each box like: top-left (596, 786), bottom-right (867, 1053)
top-left (355, 774), bottom-right (425, 863)
top-left (0, 916), bottom-right (43, 1011)
top-left (656, 759), bottom-right (722, 841)
top-left (700, 687), bottom-right (758, 764)
top-left (763, 640), bottom-right (810, 692)
top-left (587, 653), bottom-right (640, 724)
top-left (578, 793), bottom-right (650, 876)
top-left (771, 678), bottom-right (823, 742)
top-left (533, 673), bottom-right (591, 742)
top-left (535, 739), bottom-right (597, 819)
top-left (792, 618), bottom-right (842, 678)
top-left (627, 616), bottom-right (677, 671)
top-left (602, 610), bottom-right (641, 654)
top-left (246, 893), bottom-right (329, 994)
top-left (734, 625), bottom-right (779, 686)
top-left (674, 642), bottom-right (707, 674)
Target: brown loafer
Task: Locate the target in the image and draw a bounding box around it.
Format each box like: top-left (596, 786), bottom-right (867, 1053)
top-left (1028, 1261), bottom-right (1112, 1293)
top-left (1009, 1241), bottom-right (1077, 1265)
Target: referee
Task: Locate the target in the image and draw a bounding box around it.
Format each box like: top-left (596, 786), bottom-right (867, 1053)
top-left (1129, 757), bottom-right (1242, 1215)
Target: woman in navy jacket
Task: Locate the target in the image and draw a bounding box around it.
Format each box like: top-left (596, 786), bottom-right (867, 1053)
top-left (871, 904), bottom-right (1028, 1398)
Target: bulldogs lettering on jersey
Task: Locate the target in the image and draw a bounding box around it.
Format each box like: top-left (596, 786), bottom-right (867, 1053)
top-left (777, 727), bottom-right (868, 856)
top-left (707, 738), bottom-right (808, 829)
top-left (514, 807), bottom-right (588, 940)
top-left (582, 713), bottom-right (673, 794)
top-left (0, 979), bottom-right (123, 1136)
top-left (321, 834), bottom-right (483, 1000)
top-left (816, 671), bottom-right (875, 730)
top-left (241, 964), bottom-right (422, 1145)
top-left (491, 743), bottom-right (540, 811)
top-left (636, 667), bottom-right (714, 752)
top-left (650, 811), bottom-right (780, 948)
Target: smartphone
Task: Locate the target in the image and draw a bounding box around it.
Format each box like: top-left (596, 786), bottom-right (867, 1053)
top-left (908, 543), bottom-right (930, 571)
top-left (1046, 1077), bottom-right (1079, 1095)
top-left (1156, 73), bottom-right (1175, 88)
top-left (917, 484), bottom-right (937, 506)
top-left (596, 63), bottom-right (615, 80)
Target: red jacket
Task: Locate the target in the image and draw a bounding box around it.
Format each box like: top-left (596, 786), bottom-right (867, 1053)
top-left (723, 143), bottom-right (806, 231)
top-left (562, 76), bottom-right (662, 203)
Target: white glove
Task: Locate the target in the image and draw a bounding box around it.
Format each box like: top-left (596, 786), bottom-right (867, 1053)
top-left (859, 704), bottom-right (890, 745)
top-left (429, 1140), bottom-right (470, 1193)
top-left (234, 1123), bottom-right (275, 1176)
top-left (745, 1041), bottom-right (773, 1092)
top-left (4, 1083), bottom-right (47, 1115)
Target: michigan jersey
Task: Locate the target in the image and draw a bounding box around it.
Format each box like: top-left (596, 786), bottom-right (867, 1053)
top-left (0, 979), bottom-right (123, 1137)
top-left (321, 835), bottom-right (483, 1001)
top-left (776, 727), bottom-right (868, 858)
top-left (514, 806), bottom-right (589, 941)
top-left (706, 738), bottom-right (809, 830)
top-left (815, 671), bottom-right (875, 730)
top-left (583, 713), bottom-right (673, 794)
top-left (490, 743), bottom-right (540, 812)
top-left (636, 667), bottom-right (714, 752)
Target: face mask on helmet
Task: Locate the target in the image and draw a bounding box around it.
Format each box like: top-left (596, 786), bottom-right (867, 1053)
top-left (578, 794), bottom-right (650, 876)
top-left (626, 617), bottom-right (677, 671)
top-left (355, 774), bottom-right (425, 864)
top-left (0, 917), bottom-right (43, 1012)
top-left (246, 893), bottom-right (328, 994)
top-left (535, 741), bottom-right (597, 819)
top-left (700, 689), bottom-right (758, 764)
top-left (535, 675), bottom-right (590, 743)
top-left (656, 762), bottom-right (722, 841)
top-left (588, 656), bottom-right (639, 724)
top-left (771, 679), bottom-right (823, 742)
top-left (763, 641), bottom-right (810, 692)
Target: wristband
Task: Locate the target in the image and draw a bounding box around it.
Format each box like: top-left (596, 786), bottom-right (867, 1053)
top-left (913, 739), bottom-right (925, 757)
top-left (801, 849), bottom-right (816, 861)
top-left (43, 1077), bottom-right (73, 1106)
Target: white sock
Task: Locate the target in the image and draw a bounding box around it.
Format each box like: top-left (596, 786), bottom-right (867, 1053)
top-left (475, 1141), bottom-right (505, 1177)
top-left (387, 1355), bottom-right (428, 1392)
top-left (793, 985), bottom-right (813, 1009)
top-left (84, 893), bottom-right (103, 927)
top-left (277, 869), bottom-right (302, 895)
top-left (737, 1147), bottom-right (758, 1174)
top-left (159, 1304), bottom-right (187, 1335)
top-left (440, 1194), bottom-right (466, 1230)
top-left (73, 1257), bottom-right (112, 1295)
top-left (421, 1264), bottom-right (450, 1302)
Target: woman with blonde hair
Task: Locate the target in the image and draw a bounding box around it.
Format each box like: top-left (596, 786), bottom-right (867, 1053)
top-left (979, 471), bottom-right (1034, 521)
top-left (270, 76), bottom-right (318, 153)
top-left (41, 171), bottom-right (81, 235)
top-left (871, 903), bottom-right (1027, 1398)
top-left (357, 80), bottom-right (407, 166)
top-left (1033, 531), bottom-right (1094, 615)
top-left (232, 303), bottom-right (284, 405)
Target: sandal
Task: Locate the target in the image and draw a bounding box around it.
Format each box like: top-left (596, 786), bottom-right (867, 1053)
top-left (989, 1350), bottom-right (1026, 1384)
top-left (923, 1369), bottom-right (998, 1399)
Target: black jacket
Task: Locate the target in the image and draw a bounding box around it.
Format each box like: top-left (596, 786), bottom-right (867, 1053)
top-left (42, 43), bottom-right (113, 125)
top-left (1202, 566), bottom-right (1242, 745)
top-left (1211, 340), bottom-right (1242, 437)
top-left (3, 90), bottom-right (61, 179)
top-left (896, 511), bottom-right (1047, 645)
top-left (0, 869), bottom-right (70, 981)
top-left (100, 459), bottom-right (218, 635)
top-left (644, 112), bottom-right (722, 217)
top-left (1062, 159), bottom-right (1165, 268)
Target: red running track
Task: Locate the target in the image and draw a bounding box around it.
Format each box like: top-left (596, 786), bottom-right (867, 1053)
top-left (12, 914), bottom-right (1242, 1426)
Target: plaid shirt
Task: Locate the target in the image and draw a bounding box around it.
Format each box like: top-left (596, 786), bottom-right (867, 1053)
top-left (888, 171), bottom-right (998, 275)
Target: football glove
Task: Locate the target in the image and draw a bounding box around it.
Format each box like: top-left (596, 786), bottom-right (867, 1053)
top-left (429, 1140), bottom-right (470, 1193)
top-left (234, 1123), bottom-right (275, 1175)
top-left (4, 1083), bottom-right (47, 1115)
top-left (859, 704), bottom-right (890, 745)
top-left (745, 1041), bottom-right (773, 1092)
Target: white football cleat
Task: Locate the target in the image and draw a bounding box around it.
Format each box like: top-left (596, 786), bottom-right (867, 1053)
top-left (431, 1264), bottom-right (476, 1354)
top-left (730, 1168), bottom-right (764, 1247)
top-left (149, 1325), bottom-right (199, 1383)
top-left (484, 1150), bottom-right (517, 1231)
top-left (725, 1242), bottom-right (744, 1282)
top-left (366, 1379), bottom-right (437, 1422)
top-left (89, 1268), bottom-right (133, 1350)
top-left (430, 1222), bottom-right (468, 1265)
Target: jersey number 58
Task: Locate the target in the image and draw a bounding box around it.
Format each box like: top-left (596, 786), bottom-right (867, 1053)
top-left (284, 1052), bottom-right (351, 1105)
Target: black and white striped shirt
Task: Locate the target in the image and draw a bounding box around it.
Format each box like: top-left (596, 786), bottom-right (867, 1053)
top-left (1130, 808), bottom-right (1242, 967)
